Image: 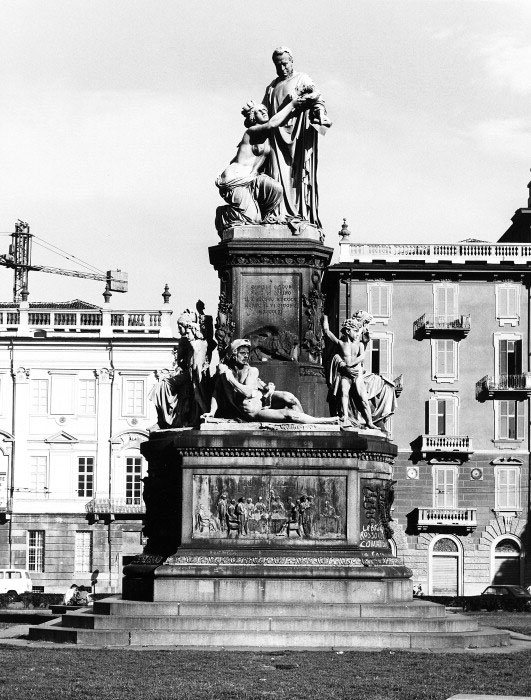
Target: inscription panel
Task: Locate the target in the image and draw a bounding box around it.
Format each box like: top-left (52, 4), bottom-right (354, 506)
top-left (360, 478), bottom-right (392, 551)
top-left (193, 474), bottom-right (346, 543)
top-left (240, 273), bottom-right (300, 337)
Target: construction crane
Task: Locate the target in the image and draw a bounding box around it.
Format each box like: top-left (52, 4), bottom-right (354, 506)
top-left (0, 221), bottom-right (128, 303)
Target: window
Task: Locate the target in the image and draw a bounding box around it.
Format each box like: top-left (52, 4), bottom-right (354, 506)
top-left (492, 538), bottom-right (521, 585)
top-left (432, 339), bottom-right (457, 381)
top-left (497, 400), bottom-right (525, 441)
top-left (30, 456), bottom-right (48, 496)
top-left (496, 284), bottom-right (520, 326)
top-left (30, 379), bottom-right (48, 414)
top-left (75, 531), bottom-right (93, 572)
top-left (78, 379), bottom-right (96, 415)
top-left (498, 338), bottom-right (522, 376)
top-left (126, 457), bottom-right (143, 505)
top-left (434, 284), bottom-right (458, 323)
top-left (78, 457), bottom-right (94, 497)
top-left (365, 334), bottom-right (392, 378)
top-left (433, 466), bottom-right (457, 508)
top-left (495, 466), bottom-right (520, 510)
top-left (427, 396), bottom-right (457, 435)
top-left (123, 380), bottom-right (145, 416)
top-left (367, 283), bottom-right (391, 321)
top-left (27, 530), bottom-right (45, 572)
top-left (0, 471), bottom-right (7, 508)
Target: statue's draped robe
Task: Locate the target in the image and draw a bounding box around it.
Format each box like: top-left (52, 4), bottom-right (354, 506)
top-left (263, 72), bottom-right (327, 228)
top-left (326, 352), bottom-right (397, 428)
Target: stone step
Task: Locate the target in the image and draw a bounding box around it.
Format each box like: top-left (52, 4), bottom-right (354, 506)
top-left (59, 612), bottom-right (478, 633)
top-left (94, 598), bottom-right (447, 619)
top-left (28, 620), bottom-right (510, 649)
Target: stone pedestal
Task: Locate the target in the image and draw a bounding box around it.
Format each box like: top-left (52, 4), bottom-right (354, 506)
top-left (209, 225), bottom-right (333, 416)
top-left (122, 427), bottom-right (410, 604)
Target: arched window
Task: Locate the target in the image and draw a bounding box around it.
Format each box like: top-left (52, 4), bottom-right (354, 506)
top-left (491, 536), bottom-right (522, 585)
top-left (429, 535), bottom-right (462, 595)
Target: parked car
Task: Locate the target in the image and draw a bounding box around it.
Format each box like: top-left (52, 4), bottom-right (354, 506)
top-left (479, 585), bottom-right (531, 611)
top-left (0, 569), bottom-right (33, 601)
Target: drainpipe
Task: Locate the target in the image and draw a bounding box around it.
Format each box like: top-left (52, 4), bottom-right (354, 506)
top-left (107, 340), bottom-right (115, 591)
top-left (8, 341), bottom-right (15, 566)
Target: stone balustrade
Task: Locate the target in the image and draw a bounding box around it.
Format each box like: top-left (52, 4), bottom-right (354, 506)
top-left (0, 306), bottom-right (173, 338)
top-left (416, 507), bottom-right (477, 532)
top-left (339, 240), bottom-right (531, 264)
top-left (420, 435), bottom-right (473, 453)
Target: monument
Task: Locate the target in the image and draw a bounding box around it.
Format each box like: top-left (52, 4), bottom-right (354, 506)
top-left (28, 48), bottom-right (509, 649)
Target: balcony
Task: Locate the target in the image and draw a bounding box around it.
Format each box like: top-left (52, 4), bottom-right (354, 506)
top-left (0, 304), bottom-right (173, 338)
top-left (85, 497), bottom-right (145, 519)
top-left (476, 373), bottom-right (531, 400)
top-left (339, 240), bottom-right (531, 265)
top-left (420, 435), bottom-right (473, 456)
top-left (413, 314), bottom-right (471, 339)
top-left (415, 507), bottom-right (477, 532)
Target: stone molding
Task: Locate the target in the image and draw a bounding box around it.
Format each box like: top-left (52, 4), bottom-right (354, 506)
top-left (169, 447), bottom-right (395, 463)
top-left (223, 254), bottom-right (328, 268)
top-left (165, 554), bottom-right (400, 567)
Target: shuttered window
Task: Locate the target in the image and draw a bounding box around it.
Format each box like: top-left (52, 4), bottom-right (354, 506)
top-left (498, 401), bottom-right (524, 440)
top-left (368, 284), bottom-right (391, 318)
top-left (431, 556), bottom-right (458, 595)
top-left (498, 339), bottom-right (522, 376)
top-left (434, 285), bottom-right (458, 323)
top-left (367, 337), bottom-right (390, 377)
top-left (433, 339), bottom-right (456, 377)
top-left (434, 467), bottom-right (457, 508)
top-left (428, 397), bottom-right (456, 436)
top-left (495, 467), bottom-right (520, 509)
top-left (496, 285), bottom-right (519, 322)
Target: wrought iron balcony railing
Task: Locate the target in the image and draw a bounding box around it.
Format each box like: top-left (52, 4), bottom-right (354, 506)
top-left (420, 435), bottom-right (473, 454)
top-left (413, 314), bottom-right (471, 338)
top-left (476, 373), bottom-right (531, 399)
top-left (85, 497), bottom-right (145, 516)
top-left (416, 507), bottom-right (477, 532)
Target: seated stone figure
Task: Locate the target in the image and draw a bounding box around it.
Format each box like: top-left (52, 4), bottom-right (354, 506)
top-left (149, 307), bottom-right (213, 428)
top-left (323, 311), bottom-right (397, 431)
top-left (215, 93), bottom-right (314, 233)
top-left (204, 338), bottom-right (337, 425)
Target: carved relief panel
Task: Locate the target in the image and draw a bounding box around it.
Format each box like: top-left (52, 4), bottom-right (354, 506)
top-left (192, 474), bottom-right (346, 543)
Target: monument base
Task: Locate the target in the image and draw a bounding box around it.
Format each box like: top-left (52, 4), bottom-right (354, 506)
top-left (28, 428), bottom-right (510, 649)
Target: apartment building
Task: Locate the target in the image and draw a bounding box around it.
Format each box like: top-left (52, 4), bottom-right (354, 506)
top-left (0, 299), bottom-right (175, 592)
top-left (323, 183), bottom-right (531, 595)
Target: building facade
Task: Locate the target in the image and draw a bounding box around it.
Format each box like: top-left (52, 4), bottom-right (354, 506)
top-left (324, 186), bottom-right (531, 595)
top-left (0, 299), bottom-right (175, 592)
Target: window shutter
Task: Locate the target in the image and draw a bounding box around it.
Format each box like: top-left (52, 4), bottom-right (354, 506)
top-left (380, 287), bottom-right (389, 316)
top-left (379, 337), bottom-right (389, 376)
top-left (369, 286), bottom-right (378, 315)
top-left (507, 287), bottom-right (517, 316)
top-left (434, 287), bottom-right (444, 322)
top-left (432, 556), bottom-right (458, 595)
top-left (517, 401), bottom-right (524, 439)
top-left (428, 399), bottom-right (438, 434)
top-left (366, 339), bottom-right (374, 374)
top-left (446, 286), bottom-right (457, 320)
top-left (445, 399), bottom-right (455, 435)
top-left (515, 339), bottom-right (522, 374)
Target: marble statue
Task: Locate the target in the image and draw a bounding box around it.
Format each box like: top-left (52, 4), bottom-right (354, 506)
top-left (204, 338), bottom-right (338, 424)
top-left (323, 311), bottom-right (397, 431)
top-left (150, 306), bottom-right (214, 428)
top-left (262, 46), bottom-right (331, 232)
top-left (215, 93), bottom-right (314, 233)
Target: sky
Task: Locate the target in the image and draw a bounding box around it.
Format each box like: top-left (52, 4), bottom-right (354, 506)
top-left (0, 0), bottom-right (529, 321)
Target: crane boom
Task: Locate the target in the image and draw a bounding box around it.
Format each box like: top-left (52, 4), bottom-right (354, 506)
top-left (0, 221), bottom-right (128, 301)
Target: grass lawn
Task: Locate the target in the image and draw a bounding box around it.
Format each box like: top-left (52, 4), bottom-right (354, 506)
top-left (463, 611), bottom-right (531, 636)
top-left (0, 647), bottom-right (530, 700)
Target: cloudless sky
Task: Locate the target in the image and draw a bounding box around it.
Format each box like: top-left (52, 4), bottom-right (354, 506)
top-left (0, 0), bottom-right (529, 319)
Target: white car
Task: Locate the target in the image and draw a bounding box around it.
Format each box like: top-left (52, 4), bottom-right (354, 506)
top-left (0, 569), bottom-right (33, 599)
